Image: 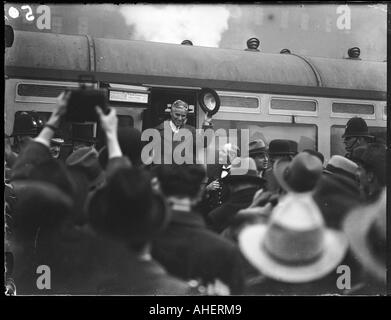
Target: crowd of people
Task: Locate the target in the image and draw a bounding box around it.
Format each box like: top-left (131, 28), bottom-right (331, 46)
top-left (4, 93), bottom-right (387, 295)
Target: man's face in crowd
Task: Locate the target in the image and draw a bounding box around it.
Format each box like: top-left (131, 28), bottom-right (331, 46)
top-left (170, 107), bottom-right (188, 128)
top-left (253, 152), bottom-right (269, 172)
top-left (50, 145), bottom-right (61, 159)
top-left (343, 136), bottom-right (358, 153)
top-left (218, 149), bottom-right (228, 165)
top-left (344, 136), bottom-right (368, 154)
top-left (218, 146), bottom-right (237, 165)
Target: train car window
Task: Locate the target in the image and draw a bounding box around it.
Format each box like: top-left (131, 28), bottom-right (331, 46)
top-left (218, 94), bottom-right (260, 113)
top-left (331, 102), bottom-right (374, 115)
top-left (330, 125), bottom-right (386, 156)
top-left (383, 105), bottom-right (387, 120)
top-left (17, 84), bottom-right (67, 98)
top-left (15, 81), bottom-right (81, 103)
top-left (270, 98), bottom-right (317, 113)
top-left (211, 120), bottom-right (317, 159)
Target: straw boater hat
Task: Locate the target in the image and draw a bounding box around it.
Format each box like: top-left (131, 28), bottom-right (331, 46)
top-left (273, 152), bottom-right (323, 193)
top-left (238, 193), bottom-right (349, 283)
top-left (343, 189), bottom-right (386, 284)
top-left (323, 155), bottom-right (359, 182)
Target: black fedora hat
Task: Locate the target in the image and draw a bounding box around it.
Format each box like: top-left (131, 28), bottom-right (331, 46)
top-left (88, 167), bottom-right (171, 243)
top-left (342, 117), bottom-right (373, 139)
top-left (268, 139), bottom-right (297, 156)
top-left (274, 152), bottom-right (323, 192)
top-left (223, 157), bottom-right (265, 187)
top-left (302, 149), bottom-right (324, 165)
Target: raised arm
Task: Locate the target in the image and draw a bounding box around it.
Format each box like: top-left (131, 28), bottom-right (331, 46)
top-left (35, 91), bottom-right (69, 147)
top-left (95, 106), bottom-right (131, 175)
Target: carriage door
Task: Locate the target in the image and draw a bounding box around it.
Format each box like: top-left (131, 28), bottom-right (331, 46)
top-left (96, 83), bottom-right (151, 148)
top-left (144, 88), bottom-right (197, 130)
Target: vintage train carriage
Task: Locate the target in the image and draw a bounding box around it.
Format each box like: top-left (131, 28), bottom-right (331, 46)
top-left (5, 30), bottom-right (387, 160)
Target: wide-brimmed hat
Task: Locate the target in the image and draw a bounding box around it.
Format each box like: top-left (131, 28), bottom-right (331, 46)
top-left (274, 152), bottom-right (323, 192)
top-left (323, 155), bottom-right (358, 182)
top-left (223, 157), bottom-right (265, 187)
top-left (88, 167), bottom-right (171, 243)
top-left (12, 158), bottom-right (75, 198)
top-left (11, 180), bottom-right (73, 241)
top-left (238, 193), bottom-right (348, 283)
top-left (66, 146), bottom-right (105, 189)
top-left (302, 149), bottom-right (324, 165)
top-left (268, 139), bottom-right (298, 157)
top-left (342, 117), bottom-right (373, 139)
top-left (249, 139), bottom-right (268, 156)
top-left (343, 189), bottom-right (386, 283)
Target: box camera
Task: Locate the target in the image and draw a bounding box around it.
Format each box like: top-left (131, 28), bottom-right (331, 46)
top-left (65, 85), bottom-right (108, 123)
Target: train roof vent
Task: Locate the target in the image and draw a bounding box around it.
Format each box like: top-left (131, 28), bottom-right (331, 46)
top-left (245, 37), bottom-right (260, 52)
top-left (280, 48), bottom-right (291, 54)
top-left (181, 40), bottom-right (193, 46)
top-left (346, 47), bottom-right (361, 59)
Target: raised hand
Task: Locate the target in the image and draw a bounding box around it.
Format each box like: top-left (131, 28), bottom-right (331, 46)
top-left (95, 106), bottom-right (117, 137)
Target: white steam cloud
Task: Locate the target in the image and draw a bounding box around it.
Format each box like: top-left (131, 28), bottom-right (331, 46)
top-left (119, 4), bottom-right (230, 47)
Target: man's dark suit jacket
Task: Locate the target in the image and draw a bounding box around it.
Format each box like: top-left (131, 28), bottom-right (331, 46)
top-left (154, 120), bottom-right (212, 164)
top-left (152, 209), bottom-right (245, 294)
top-left (207, 186), bottom-right (260, 234)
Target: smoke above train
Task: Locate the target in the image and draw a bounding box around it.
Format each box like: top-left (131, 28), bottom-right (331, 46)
top-left (4, 3), bottom-right (387, 61)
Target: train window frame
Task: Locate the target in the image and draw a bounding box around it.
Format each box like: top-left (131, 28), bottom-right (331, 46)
top-left (211, 119), bottom-right (319, 155)
top-left (15, 80), bottom-right (96, 104)
top-left (330, 99), bottom-right (376, 120)
top-left (216, 91), bottom-right (261, 114)
top-left (268, 96), bottom-right (318, 117)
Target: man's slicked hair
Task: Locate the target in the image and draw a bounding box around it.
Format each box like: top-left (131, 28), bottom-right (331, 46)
top-left (171, 100), bottom-right (189, 112)
top-left (154, 164), bottom-right (206, 198)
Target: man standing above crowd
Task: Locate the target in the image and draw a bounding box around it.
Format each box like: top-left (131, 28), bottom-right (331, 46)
top-left (154, 100), bottom-right (213, 164)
